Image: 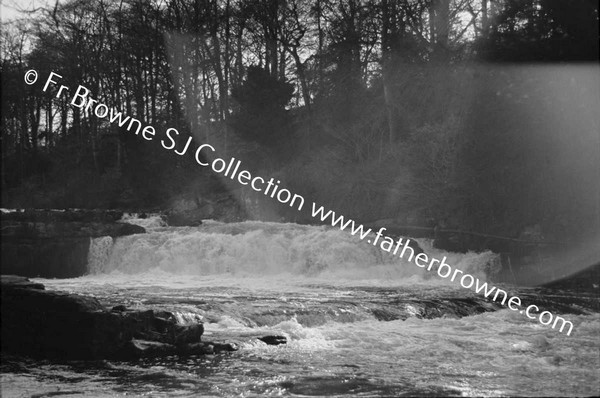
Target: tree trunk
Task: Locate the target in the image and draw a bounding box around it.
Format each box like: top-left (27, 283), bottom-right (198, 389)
top-left (316, 0), bottom-right (324, 95)
top-left (432, 0), bottom-right (450, 62)
top-left (381, 0), bottom-right (397, 143)
top-left (481, 0), bottom-right (489, 37)
top-left (290, 49), bottom-right (311, 109)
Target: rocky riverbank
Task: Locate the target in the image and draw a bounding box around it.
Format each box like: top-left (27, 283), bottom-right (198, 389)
top-left (1, 209), bottom-right (146, 278)
top-left (0, 275), bottom-right (239, 360)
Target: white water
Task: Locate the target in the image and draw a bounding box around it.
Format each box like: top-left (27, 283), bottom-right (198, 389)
top-left (87, 219), bottom-right (499, 282)
top-left (2, 217), bottom-right (598, 397)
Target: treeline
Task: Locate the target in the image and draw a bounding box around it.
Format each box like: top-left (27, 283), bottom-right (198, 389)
top-left (1, 0), bottom-right (598, 242)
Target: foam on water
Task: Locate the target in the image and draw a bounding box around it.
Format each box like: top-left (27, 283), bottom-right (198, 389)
top-left (119, 212), bottom-right (168, 229)
top-left (27, 276), bottom-right (600, 396)
top-left (14, 217), bottom-right (597, 397)
top-left (89, 220), bottom-right (498, 283)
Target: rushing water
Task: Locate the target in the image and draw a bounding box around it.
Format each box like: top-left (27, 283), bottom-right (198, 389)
top-left (1, 216), bottom-right (599, 397)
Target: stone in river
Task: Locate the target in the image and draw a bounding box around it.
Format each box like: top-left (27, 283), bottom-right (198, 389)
top-left (258, 335), bottom-right (287, 345)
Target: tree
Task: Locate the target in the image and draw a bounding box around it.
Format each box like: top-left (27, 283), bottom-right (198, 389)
top-left (480, 0), bottom-right (599, 61)
top-left (230, 65), bottom-right (294, 147)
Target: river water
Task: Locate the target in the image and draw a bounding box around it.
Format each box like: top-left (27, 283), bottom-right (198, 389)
top-left (1, 216), bottom-right (599, 397)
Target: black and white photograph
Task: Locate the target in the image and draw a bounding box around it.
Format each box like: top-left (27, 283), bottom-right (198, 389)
top-left (1, 0), bottom-right (599, 396)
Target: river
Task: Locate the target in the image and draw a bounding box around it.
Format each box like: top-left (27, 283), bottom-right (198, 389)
top-left (1, 215), bottom-right (598, 397)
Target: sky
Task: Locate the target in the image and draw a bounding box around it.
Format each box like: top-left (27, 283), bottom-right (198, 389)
top-left (0, 0), bottom-right (50, 23)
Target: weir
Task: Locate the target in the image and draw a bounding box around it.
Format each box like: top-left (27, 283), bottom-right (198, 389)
top-left (87, 219), bottom-right (498, 282)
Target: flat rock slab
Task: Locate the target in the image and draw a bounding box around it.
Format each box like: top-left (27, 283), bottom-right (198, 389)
top-left (0, 275), bottom-right (45, 290)
top-left (1, 220), bottom-right (145, 239)
top-left (0, 275), bottom-right (233, 360)
top-left (1, 209), bottom-right (125, 223)
top-left (258, 335), bottom-right (287, 346)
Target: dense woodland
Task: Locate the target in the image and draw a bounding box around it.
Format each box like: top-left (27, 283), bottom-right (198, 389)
top-left (1, 0), bottom-right (599, 244)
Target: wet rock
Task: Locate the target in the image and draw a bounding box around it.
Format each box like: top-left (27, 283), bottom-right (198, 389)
top-left (128, 339), bottom-right (177, 357)
top-left (371, 297), bottom-right (503, 321)
top-left (370, 308), bottom-right (402, 321)
top-left (1, 209), bottom-right (145, 278)
top-left (173, 324), bottom-right (205, 347)
top-left (212, 342), bottom-right (239, 353)
top-left (165, 193), bottom-right (246, 226)
top-left (182, 342), bottom-right (239, 355)
top-left (0, 275), bottom-right (215, 360)
top-left (258, 335), bottom-right (287, 345)
top-left (1, 209), bottom-right (124, 223)
top-left (2, 276), bottom-right (107, 358)
top-left (0, 275), bottom-right (45, 290)
top-left (185, 342), bottom-right (214, 355)
top-left (190, 343), bottom-right (215, 355)
top-left (165, 210), bottom-right (204, 227)
top-left (1, 220), bottom-right (145, 239)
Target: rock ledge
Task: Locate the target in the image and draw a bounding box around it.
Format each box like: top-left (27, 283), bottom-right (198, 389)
top-left (0, 275), bottom-right (237, 360)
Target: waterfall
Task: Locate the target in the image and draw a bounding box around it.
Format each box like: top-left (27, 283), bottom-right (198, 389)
top-left (87, 236), bottom-right (114, 274)
top-left (85, 220), bottom-right (499, 281)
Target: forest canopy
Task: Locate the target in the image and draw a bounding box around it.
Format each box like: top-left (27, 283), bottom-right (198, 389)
top-left (1, 0), bottom-right (599, 244)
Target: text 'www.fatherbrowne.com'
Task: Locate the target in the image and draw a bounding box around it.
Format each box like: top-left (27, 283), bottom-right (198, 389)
top-left (310, 203), bottom-right (575, 336)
